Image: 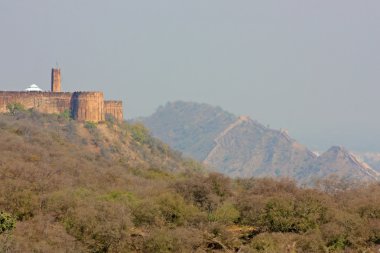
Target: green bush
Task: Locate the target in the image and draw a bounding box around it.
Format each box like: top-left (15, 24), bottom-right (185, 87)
top-left (105, 114), bottom-right (116, 126)
top-left (99, 191), bottom-right (135, 203)
top-left (260, 195), bottom-right (326, 233)
top-left (209, 202), bottom-right (240, 224)
top-left (6, 103), bottom-right (26, 115)
top-left (261, 197), bottom-right (297, 232)
top-left (156, 192), bottom-right (200, 226)
top-left (129, 123), bottom-right (150, 144)
top-left (58, 109), bottom-right (71, 121)
top-left (84, 121), bottom-right (97, 130)
top-left (0, 212), bottom-right (15, 234)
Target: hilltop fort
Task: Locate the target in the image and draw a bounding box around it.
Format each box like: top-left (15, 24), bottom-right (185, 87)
top-left (0, 68), bottom-right (123, 122)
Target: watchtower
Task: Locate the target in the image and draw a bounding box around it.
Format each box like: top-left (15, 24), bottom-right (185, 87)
top-left (51, 68), bottom-right (61, 92)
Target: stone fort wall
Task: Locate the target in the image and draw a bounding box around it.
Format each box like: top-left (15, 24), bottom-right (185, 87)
top-left (71, 92), bottom-right (105, 122)
top-left (0, 91), bottom-right (123, 122)
top-left (0, 91), bottom-right (73, 115)
top-left (104, 100), bottom-right (123, 122)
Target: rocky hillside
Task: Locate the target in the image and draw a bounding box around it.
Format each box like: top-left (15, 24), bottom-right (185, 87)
top-left (138, 101), bottom-right (379, 184)
top-left (203, 116), bottom-right (316, 178)
top-left (139, 101), bottom-right (236, 160)
top-left (297, 146), bottom-right (380, 184)
top-left (354, 152), bottom-right (380, 172)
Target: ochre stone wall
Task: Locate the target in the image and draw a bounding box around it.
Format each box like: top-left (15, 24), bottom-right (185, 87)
top-left (104, 100), bottom-right (123, 122)
top-left (0, 91), bottom-right (72, 114)
top-left (0, 91), bottom-right (123, 123)
top-left (71, 92), bottom-right (105, 122)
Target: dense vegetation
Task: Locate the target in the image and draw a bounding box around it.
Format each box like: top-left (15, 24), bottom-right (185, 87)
top-left (0, 110), bottom-right (379, 252)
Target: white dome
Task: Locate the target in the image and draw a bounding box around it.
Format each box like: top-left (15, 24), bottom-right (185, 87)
top-left (25, 84), bottom-right (43, 92)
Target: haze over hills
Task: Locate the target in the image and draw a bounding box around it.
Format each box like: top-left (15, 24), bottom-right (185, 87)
top-left (138, 101), bottom-right (379, 184)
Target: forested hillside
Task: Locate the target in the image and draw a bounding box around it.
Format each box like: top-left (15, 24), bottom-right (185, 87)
top-left (0, 110), bottom-right (380, 252)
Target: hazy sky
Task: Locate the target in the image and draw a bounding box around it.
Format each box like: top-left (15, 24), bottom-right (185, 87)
top-left (1, 1), bottom-right (379, 152)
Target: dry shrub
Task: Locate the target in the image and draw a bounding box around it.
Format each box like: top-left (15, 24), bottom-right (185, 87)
top-left (320, 211), bottom-right (372, 251)
top-left (247, 232), bottom-right (298, 253)
top-left (132, 199), bottom-right (163, 226)
top-left (209, 201), bottom-right (240, 224)
top-left (173, 172), bottom-right (231, 213)
top-left (64, 199), bottom-right (132, 253)
top-left (0, 188), bottom-right (39, 221)
top-left (143, 227), bottom-right (203, 253)
top-left (237, 178), bottom-right (298, 196)
top-left (0, 113), bottom-right (379, 252)
top-left (12, 214), bottom-right (84, 253)
top-left (155, 192), bottom-right (203, 226)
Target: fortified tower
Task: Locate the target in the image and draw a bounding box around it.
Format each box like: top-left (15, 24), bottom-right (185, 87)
top-left (51, 68), bottom-right (61, 92)
top-left (71, 92), bottom-right (105, 122)
top-left (104, 100), bottom-right (123, 122)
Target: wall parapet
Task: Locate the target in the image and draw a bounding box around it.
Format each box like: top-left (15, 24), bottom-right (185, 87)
top-left (0, 91), bottom-right (74, 96)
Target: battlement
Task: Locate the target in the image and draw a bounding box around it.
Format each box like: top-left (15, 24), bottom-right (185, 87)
top-left (72, 91), bottom-right (104, 94)
top-left (0, 91), bottom-right (73, 96)
top-left (104, 100), bottom-right (122, 104)
top-left (0, 69), bottom-right (124, 123)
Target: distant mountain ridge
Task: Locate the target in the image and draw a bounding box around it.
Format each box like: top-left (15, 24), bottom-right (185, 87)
top-left (202, 115), bottom-right (316, 178)
top-left (297, 146), bottom-right (379, 184)
top-left (139, 101), bottom-right (237, 161)
top-left (354, 152), bottom-right (380, 173)
top-left (137, 101), bottom-right (379, 184)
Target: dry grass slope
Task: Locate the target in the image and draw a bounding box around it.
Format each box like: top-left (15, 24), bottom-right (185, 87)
top-left (0, 110), bottom-right (379, 252)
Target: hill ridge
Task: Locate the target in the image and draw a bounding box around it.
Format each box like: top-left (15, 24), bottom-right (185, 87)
top-left (323, 146), bottom-right (380, 180)
top-left (204, 115), bottom-right (250, 164)
top-left (139, 101), bottom-right (379, 184)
